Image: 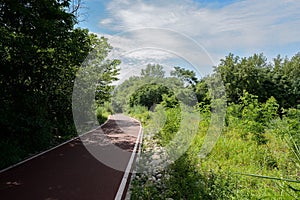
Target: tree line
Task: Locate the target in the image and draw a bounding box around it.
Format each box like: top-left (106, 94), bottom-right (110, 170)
top-left (113, 53), bottom-right (299, 149)
top-left (123, 58), bottom-right (300, 199)
top-left (1, 0), bottom-right (299, 171)
top-left (0, 0), bottom-right (119, 169)
top-left (114, 53), bottom-right (300, 114)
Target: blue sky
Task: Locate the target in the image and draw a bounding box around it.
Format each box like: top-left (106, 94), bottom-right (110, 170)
top-left (78, 0), bottom-right (239, 34)
top-left (77, 0), bottom-right (300, 77)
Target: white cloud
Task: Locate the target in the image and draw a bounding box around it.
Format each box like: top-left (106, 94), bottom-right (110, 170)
top-left (99, 18), bottom-right (113, 25)
top-left (98, 0), bottom-right (300, 74)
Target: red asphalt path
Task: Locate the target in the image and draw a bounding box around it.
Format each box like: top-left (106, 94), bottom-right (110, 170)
top-left (0, 114), bottom-right (141, 200)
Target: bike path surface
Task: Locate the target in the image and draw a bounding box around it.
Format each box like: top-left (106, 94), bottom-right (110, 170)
top-left (0, 114), bottom-right (141, 200)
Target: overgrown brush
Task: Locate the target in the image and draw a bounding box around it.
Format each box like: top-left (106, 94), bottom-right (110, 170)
top-left (129, 100), bottom-right (300, 199)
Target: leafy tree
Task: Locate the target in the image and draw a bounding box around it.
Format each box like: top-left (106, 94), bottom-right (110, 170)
top-left (112, 76), bottom-right (142, 112)
top-left (0, 0), bottom-right (119, 168)
top-left (141, 64), bottom-right (165, 78)
top-left (91, 38), bottom-right (120, 105)
top-left (114, 64), bottom-right (203, 112)
top-left (213, 52), bottom-right (300, 109)
top-left (171, 66), bottom-right (198, 86)
top-left (161, 93), bottom-right (179, 108)
top-left (195, 80), bottom-right (210, 105)
top-left (129, 83), bottom-right (172, 109)
top-left (214, 53), bottom-right (271, 104)
top-left (237, 91), bottom-right (267, 144)
top-left (281, 53), bottom-right (300, 107)
top-left (113, 64), bottom-right (168, 112)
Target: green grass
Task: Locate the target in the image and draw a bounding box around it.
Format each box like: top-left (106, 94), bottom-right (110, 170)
top-left (96, 102), bottom-right (113, 124)
top-left (194, 129), bottom-right (299, 198)
top-left (129, 104), bottom-right (300, 199)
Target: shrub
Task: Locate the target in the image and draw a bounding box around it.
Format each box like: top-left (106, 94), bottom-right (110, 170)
top-left (155, 107), bottom-right (181, 146)
top-left (127, 105), bottom-right (150, 125)
top-left (96, 102), bottom-right (113, 124)
top-left (129, 83), bottom-right (172, 109)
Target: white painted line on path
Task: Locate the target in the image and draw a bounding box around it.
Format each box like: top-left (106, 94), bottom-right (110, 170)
top-left (114, 116), bottom-right (143, 200)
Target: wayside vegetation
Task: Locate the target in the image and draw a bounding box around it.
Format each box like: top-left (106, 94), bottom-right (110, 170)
top-left (1, 1), bottom-right (299, 199)
top-left (112, 58), bottom-right (300, 199)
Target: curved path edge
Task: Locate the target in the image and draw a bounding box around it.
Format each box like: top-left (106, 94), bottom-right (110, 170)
top-left (0, 117), bottom-right (111, 174)
top-left (114, 116), bottom-right (143, 200)
top-left (0, 114), bottom-right (143, 200)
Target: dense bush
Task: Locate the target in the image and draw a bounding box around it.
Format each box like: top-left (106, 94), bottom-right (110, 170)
top-left (0, 1), bottom-right (119, 169)
top-left (129, 83), bottom-right (172, 109)
top-left (128, 54), bottom-right (300, 199)
top-left (155, 107), bottom-right (181, 146)
top-left (215, 53), bottom-right (300, 109)
top-left (127, 105), bottom-right (150, 126)
top-left (96, 102), bottom-right (113, 125)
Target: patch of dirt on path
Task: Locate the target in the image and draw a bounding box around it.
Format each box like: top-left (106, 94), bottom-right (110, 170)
top-left (100, 118), bottom-right (140, 152)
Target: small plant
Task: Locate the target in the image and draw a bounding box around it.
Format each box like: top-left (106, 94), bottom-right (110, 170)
top-left (127, 105), bottom-right (150, 126)
top-left (96, 102), bottom-right (113, 124)
top-left (155, 107), bottom-right (181, 146)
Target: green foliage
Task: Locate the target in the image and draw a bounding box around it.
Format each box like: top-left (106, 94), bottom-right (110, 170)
top-left (130, 105), bottom-right (235, 200)
top-left (0, 140), bottom-right (24, 169)
top-left (129, 53), bottom-right (300, 199)
top-left (170, 66), bottom-right (198, 86)
top-left (161, 93), bottom-right (179, 108)
top-left (195, 80), bottom-right (211, 105)
top-left (0, 0), bottom-right (119, 169)
top-left (112, 65), bottom-right (190, 113)
top-left (163, 154), bottom-right (235, 200)
top-left (90, 39), bottom-right (120, 105)
top-left (268, 106), bottom-right (300, 154)
top-left (175, 88), bottom-right (198, 107)
top-left (214, 52), bottom-right (300, 109)
top-left (96, 102), bottom-right (113, 125)
top-left (155, 107), bottom-right (181, 146)
top-left (196, 111), bottom-right (299, 199)
top-left (130, 96), bottom-right (299, 199)
top-left (127, 105), bottom-right (150, 126)
top-left (262, 96), bottom-right (280, 122)
top-left (225, 91), bottom-right (281, 145)
top-left (112, 76), bottom-right (141, 113)
top-left (141, 64), bottom-right (165, 78)
top-left (113, 67), bottom-right (165, 114)
top-left (129, 83), bottom-right (172, 109)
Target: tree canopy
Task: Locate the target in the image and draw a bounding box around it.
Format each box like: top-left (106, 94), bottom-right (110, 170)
top-left (0, 0), bottom-right (120, 169)
top-left (141, 64), bottom-right (165, 78)
top-left (129, 83), bottom-right (172, 109)
top-left (171, 66), bottom-right (198, 86)
top-left (214, 53), bottom-right (300, 109)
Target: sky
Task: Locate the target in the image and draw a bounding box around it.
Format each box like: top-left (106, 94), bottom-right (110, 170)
top-left (77, 0), bottom-right (300, 79)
